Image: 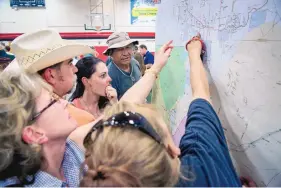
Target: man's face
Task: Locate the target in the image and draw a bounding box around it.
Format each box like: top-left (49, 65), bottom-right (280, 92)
top-left (111, 44), bottom-right (133, 66)
top-left (139, 47), bottom-right (146, 56)
top-left (52, 59), bottom-right (78, 97)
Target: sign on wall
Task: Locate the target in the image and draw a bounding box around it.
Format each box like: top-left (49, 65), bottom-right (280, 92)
top-left (130, 0), bottom-right (161, 26)
top-left (10, 0), bottom-right (45, 7)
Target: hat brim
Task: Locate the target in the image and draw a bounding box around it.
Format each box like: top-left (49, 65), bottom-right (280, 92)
top-left (7, 42), bottom-right (93, 73)
top-left (3, 58), bottom-right (21, 73)
top-left (103, 40), bottom-right (139, 56)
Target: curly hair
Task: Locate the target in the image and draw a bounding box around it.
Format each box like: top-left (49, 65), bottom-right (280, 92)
top-left (0, 71), bottom-right (51, 185)
top-left (80, 101), bottom-right (181, 187)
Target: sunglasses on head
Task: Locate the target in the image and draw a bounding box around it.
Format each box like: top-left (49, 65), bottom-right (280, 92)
top-left (83, 111), bottom-right (162, 147)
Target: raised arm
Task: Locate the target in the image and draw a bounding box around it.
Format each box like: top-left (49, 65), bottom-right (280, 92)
top-left (120, 41), bottom-right (173, 103)
top-left (186, 35), bottom-right (211, 103)
top-left (68, 115), bottom-right (103, 152)
top-left (177, 35), bottom-right (241, 187)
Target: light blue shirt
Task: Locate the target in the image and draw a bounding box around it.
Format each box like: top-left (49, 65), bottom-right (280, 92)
top-left (0, 139), bottom-right (84, 187)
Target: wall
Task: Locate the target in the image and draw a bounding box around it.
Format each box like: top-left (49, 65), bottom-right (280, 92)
top-left (0, 0), bottom-right (156, 33)
top-left (0, 0), bottom-right (156, 51)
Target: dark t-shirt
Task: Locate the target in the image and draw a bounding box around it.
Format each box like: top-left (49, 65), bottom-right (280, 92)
top-left (107, 59), bottom-right (141, 99)
top-left (143, 51), bottom-right (154, 65)
top-left (176, 99), bottom-right (241, 187)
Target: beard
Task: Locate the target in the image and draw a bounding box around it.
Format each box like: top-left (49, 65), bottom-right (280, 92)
top-left (64, 82), bottom-right (76, 101)
top-left (67, 74), bottom-right (77, 94)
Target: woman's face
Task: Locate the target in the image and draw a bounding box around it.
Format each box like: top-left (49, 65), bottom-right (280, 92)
top-left (34, 89), bottom-right (77, 140)
top-left (87, 62), bottom-right (112, 97)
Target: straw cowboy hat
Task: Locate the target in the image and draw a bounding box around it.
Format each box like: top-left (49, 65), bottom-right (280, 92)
top-left (103, 32), bottom-right (139, 56)
top-left (6, 29), bottom-right (93, 73)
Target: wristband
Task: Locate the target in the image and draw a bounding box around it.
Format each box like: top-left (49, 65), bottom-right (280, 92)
top-left (145, 69), bottom-right (158, 79)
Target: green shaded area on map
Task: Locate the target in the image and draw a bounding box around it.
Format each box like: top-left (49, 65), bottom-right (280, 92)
top-left (153, 46), bottom-right (187, 109)
top-left (152, 46), bottom-right (187, 124)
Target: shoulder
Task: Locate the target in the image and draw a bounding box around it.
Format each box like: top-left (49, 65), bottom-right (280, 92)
top-left (107, 62), bottom-right (114, 70)
top-left (186, 98), bottom-right (221, 131)
top-left (147, 52), bottom-right (154, 60)
top-left (148, 51), bottom-right (154, 56)
top-left (107, 62), bottom-right (118, 72)
top-left (67, 104), bottom-right (95, 126)
top-left (65, 139), bottom-right (85, 164)
top-left (131, 58), bottom-right (139, 65)
top-left (131, 58), bottom-right (141, 70)
top-left (132, 57), bottom-right (140, 66)
top-left (107, 63), bottom-right (119, 77)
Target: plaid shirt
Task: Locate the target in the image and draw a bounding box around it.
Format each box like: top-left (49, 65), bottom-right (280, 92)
top-left (0, 139), bottom-right (84, 187)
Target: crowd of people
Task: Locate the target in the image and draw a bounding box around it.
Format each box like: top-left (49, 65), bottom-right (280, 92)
top-left (0, 28), bottom-right (245, 187)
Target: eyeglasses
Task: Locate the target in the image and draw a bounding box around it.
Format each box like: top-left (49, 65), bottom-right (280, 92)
top-left (30, 98), bottom-right (58, 122)
top-left (83, 111), bottom-right (162, 148)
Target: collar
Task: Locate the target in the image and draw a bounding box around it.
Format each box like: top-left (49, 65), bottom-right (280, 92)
top-left (112, 61), bottom-right (133, 76)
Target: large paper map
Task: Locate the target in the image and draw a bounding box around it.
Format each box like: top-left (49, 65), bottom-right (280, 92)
top-left (152, 0), bottom-right (281, 186)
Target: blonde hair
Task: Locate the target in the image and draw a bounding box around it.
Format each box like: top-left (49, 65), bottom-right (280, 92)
top-left (80, 101), bottom-right (181, 187)
top-left (0, 71), bottom-right (51, 185)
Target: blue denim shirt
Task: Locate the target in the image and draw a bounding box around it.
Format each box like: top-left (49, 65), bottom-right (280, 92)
top-left (176, 99), bottom-right (241, 187)
top-left (0, 139), bottom-right (84, 187)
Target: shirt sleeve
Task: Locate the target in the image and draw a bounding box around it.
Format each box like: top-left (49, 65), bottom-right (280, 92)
top-left (176, 98), bottom-right (241, 187)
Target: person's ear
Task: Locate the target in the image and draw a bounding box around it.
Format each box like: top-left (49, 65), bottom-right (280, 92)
top-left (22, 126), bottom-right (48, 145)
top-left (81, 77), bottom-right (90, 88)
top-left (42, 68), bottom-right (56, 85)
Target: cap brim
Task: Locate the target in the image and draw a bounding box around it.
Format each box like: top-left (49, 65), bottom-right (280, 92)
top-left (13, 42), bottom-right (93, 73)
top-left (103, 40), bottom-right (139, 56)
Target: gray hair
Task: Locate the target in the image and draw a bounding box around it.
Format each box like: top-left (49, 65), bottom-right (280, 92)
top-left (0, 71), bottom-right (51, 185)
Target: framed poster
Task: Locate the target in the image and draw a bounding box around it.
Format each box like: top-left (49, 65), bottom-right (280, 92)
top-left (130, 0), bottom-right (161, 26)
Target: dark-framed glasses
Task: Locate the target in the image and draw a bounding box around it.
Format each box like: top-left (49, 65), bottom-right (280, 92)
top-left (30, 98), bottom-right (58, 122)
